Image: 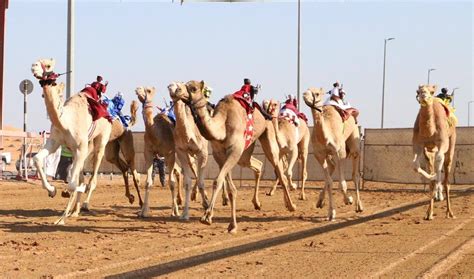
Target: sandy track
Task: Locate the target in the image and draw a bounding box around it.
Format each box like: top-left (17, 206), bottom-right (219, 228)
top-left (0, 178), bottom-right (472, 278)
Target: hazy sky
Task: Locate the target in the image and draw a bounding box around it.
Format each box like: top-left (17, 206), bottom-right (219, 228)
top-left (4, 0), bottom-right (473, 132)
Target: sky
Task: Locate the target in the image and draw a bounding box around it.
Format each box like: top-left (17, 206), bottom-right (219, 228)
top-left (4, 0), bottom-right (473, 133)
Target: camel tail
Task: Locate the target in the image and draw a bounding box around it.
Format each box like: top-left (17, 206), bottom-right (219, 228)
top-left (129, 100), bottom-right (139, 127)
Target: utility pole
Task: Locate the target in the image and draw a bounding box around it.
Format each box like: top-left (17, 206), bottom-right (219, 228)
top-left (427, 68), bottom-right (436, 85)
top-left (0, 0), bottom-right (8, 153)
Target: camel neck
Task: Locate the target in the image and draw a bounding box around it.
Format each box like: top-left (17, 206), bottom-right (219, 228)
top-left (192, 95), bottom-right (226, 141)
top-left (142, 103), bottom-right (155, 129)
top-left (418, 103), bottom-right (436, 137)
top-left (173, 100), bottom-right (193, 139)
top-left (311, 109), bottom-right (330, 144)
top-left (271, 113), bottom-right (286, 149)
top-left (43, 85), bottom-right (66, 131)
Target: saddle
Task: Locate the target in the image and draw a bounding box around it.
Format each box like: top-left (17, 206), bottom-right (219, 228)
top-left (81, 87), bottom-right (112, 122)
top-left (332, 106), bottom-right (359, 123)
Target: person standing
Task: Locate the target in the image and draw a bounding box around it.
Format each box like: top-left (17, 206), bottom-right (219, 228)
top-left (55, 145), bottom-right (73, 183)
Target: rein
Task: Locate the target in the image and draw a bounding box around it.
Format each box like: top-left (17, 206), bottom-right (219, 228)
top-left (306, 97), bottom-right (323, 112)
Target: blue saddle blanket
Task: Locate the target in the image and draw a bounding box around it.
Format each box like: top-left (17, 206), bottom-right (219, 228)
top-left (103, 94), bottom-right (131, 128)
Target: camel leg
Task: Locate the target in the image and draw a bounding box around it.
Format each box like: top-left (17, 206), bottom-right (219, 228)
top-left (298, 145), bottom-right (308, 201)
top-left (166, 157), bottom-right (180, 217)
top-left (336, 157), bottom-right (353, 206)
top-left (196, 151), bottom-right (209, 210)
top-left (55, 143), bottom-right (88, 225)
top-left (352, 154), bottom-right (364, 213)
top-left (221, 177), bottom-right (229, 206)
top-left (177, 151), bottom-right (194, 220)
top-left (120, 131), bottom-right (143, 207)
top-left (82, 135), bottom-right (109, 211)
top-left (175, 167), bottom-right (184, 207)
top-left (425, 180), bottom-right (436, 220)
top-left (413, 145), bottom-right (436, 180)
top-left (106, 141), bottom-right (135, 204)
top-left (267, 157), bottom-right (287, 196)
top-left (226, 173), bottom-right (238, 234)
top-left (33, 138), bottom-right (60, 197)
top-left (316, 156), bottom-right (335, 209)
top-left (139, 148), bottom-right (154, 218)
top-left (444, 137), bottom-right (456, 218)
top-left (320, 159), bottom-right (336, 221)
top-left (201, 144), bottom-right (243, 228)
top-left (247, 156), bottom-right (263, 210)
top-left (285, 150), bottom-right (298, 191)
top-left (259, 134), bottom-right (296, 212)
top-left (70, 172), bottom-right (85, 217)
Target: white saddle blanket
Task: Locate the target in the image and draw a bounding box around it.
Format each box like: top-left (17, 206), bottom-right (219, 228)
top-left (324, 98), bottom-right (352, 110)
top-left (279, 108), bottom-right (300, 126)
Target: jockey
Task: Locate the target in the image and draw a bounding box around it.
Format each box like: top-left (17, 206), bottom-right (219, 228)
top-left (235, 78), bottom-right (272, 120)
top-left (436, 88), bottom-right (453, 105)
top-left (325, 82), bottom-right (359, 124)
top-left (90, 76), bottom-right (108, 99)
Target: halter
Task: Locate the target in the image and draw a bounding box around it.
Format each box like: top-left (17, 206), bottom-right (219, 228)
top-left (142, 91), bottom-right (154, 110)
top-left (305, 95), bottom-right (323, 113)
top-left (416, 91), bottom-right (433, 107)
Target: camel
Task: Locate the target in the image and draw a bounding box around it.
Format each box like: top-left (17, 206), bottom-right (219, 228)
top-left (412, 84), bottom-right (456, 220)
top-left (135, 86), bottom-right (183, 217)
top-left (302, 87), bottom-right (363, 221)
top-left (103, 102), bottom-right (143, 207)
top-left (176, 80), bottom-right (296, 233)
top-left (263, 99), bottom-right (310, 200)
top-left (31, 58), bottom-right (112, 225)
top-left (167, 81), bottom-right (210, 220)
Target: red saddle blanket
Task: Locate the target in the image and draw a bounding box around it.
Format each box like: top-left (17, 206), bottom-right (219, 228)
top-left (331, 106), bottom-right (359, 122)
top-left (281, 103), bottom-right (308, 123)
top-left (233, 92), bottom-right (255, 150)
top-left (81, 87), bottom-right (113, 123)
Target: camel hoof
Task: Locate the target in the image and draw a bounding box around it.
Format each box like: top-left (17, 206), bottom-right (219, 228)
top-left (171, 208), bottom-right (180, 217)
top-left (54, 217), bottom-right (66, 225)
top-left (70, 211), bottom-right (80, 218)
top-left (345, 196), bottom-right (354, 205)
top-left (290, 183), bottom-right (297, 190)
top-left (435, 193), bottom-right (444, 202)
top-left (326, 211), bottom-right (336, 221)
top-left (61, 190), bottom-right (70, 198)
top-left (355, 202), bottom-right (364, 213)
top-left (266, 189), bottom-right (276, 196)
top-left (138, 209), bottom-right (151, 218)
top-left (227, 223), bottom-right (238, 234)
top-left (128, 194), bottom-right (135, 204)
top-left (200, 214), bottom-right (212, 225)
top-left (299, 193), bottom-right (307, 201)
top-left (316, 200), bottom-right (324, 209)
top-left (252, 200), bottom-right (262, 210)
top-left (81, 203), bottom-right (90, 212)
top-left (424, 215), bottom-right (434, 221)
top-left (222, 198), bottom-right (229, 207)
top-left (179, 213), bottom-right (190, 221)
top-left (446, 212), bottom-right (456, 219)
top-left (48, 187), bottom-right (57, 198)
top-left (286, 202), bottom-right (297, 212)
top-left (191, 191), bottom-right (197, 202)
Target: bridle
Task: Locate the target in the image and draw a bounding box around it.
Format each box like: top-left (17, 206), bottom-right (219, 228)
top-left (142, 90), bottom-right (154, 110)
top-left (305, 94), bottom-right (323, 112)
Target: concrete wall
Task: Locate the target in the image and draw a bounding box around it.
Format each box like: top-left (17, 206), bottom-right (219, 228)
top-left (363, 127), bottom-right (474, 185)
top-left (85, 127), bottom-right (474, 185)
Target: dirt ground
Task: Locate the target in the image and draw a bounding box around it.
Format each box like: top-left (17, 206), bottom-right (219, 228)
top-left (0, 177), bottom-right (473, 278)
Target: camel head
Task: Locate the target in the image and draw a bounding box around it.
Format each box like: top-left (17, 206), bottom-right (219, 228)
top-left (31, 58), bottom-right (56, 79)
top-left (175, 80), bottom-right (207, 104)
top-left (167, 81), bottom-right (188, 101)
top-left (135, 86), bottom-right (156, 104)
top-left (416, 84), bottom-right (437, 106)
top-left (265, 99), bottom-right (281, 118)
top-left (303, 87), bottom-right (325, 111)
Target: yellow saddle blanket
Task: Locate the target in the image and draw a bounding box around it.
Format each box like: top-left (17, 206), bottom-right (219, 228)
top-left (434, 97), bottom-right (457, 127)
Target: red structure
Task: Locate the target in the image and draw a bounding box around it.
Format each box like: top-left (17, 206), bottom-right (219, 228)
top-left (0, 0), bottom-right (8, 150)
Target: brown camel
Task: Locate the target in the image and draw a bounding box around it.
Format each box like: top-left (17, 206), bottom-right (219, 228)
top-left (263, 99), bottom-right (310, 200)
top-left (412, 84), bottom-right (456, 220)
top-left (177, 80), bottom-right (296, 233)
top-left (168, 81), bottom-right (209, 220)
top-left (102, 101), bottom-right (143, 207)
top-left (31, 58), bottom-right (112, 225)
top-left (135, 86), bottom-right (183, 217)
top-left (303, 87), bottom-right (363, 221)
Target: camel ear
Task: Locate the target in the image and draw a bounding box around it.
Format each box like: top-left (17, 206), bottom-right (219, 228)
top-left (200, 80), bottom-right (205, 90)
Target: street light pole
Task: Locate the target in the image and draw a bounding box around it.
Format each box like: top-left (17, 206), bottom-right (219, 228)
top-left (427, 68), bottom-right (436, 85)
top-left (381, 37), bottom-right (394, 129)
top-left (66, 0), bottom-right (74, 99)
top-left (468, 101), bottom-right (474, 126)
